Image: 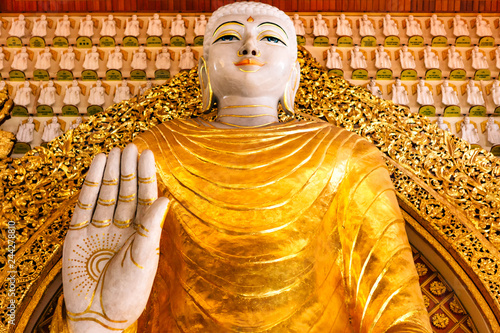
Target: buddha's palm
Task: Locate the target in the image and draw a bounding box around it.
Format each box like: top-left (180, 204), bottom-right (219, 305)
top-left (62, 144), bottom-right (170, 332)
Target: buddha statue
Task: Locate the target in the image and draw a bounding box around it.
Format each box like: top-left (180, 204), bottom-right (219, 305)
top-left (447, 45), bottom-right (464, 69)
top-left (41, 116), bottom-right (62, 142)
top-left (423, 46), bottom-right (439, 69)
top-left (32, 15), bottom-right (48, 38)
top-left (124, 15), bottom-right (141, 37)
top-left (453, 14), bottom-right (469, 37)
top-left (13, 81), bottom-right (32, 107)
top-left (179, 45), bottom-right (195, 70)
top-left (131, 46), bottom-right (148, 71)
top-left (55, 15), bottom-right (71, 38)
top-left (416, 79), bottom-right (434, 105)
top-left (368, 79), bottom-right (383, 99)
top-left (292, 14), bottom-right (305, 36)
top-left (194, 14), bottom-right (207, 36)
top-left (79, 15), bottom-right (94, 37)
top-left (391, 78), bottom-right (410, 106)
top-left (430, 14), bottom-right (446, 37)
top-left (82, 46), bottom-right (100, 71)
top-left (486, 117), bottom-right (500, 145)
top-left (0, 50), bottom-right (5, 71)
top-left (147, 13), bottom-right (163, 37)
top-left (475, 14), bottom-right (492, 37)
top-left (375, 45), bottom-right (391, 69)
top-left (471, 45), bottom-right (488, 70)
top-left (312, 14), bottom-right (329, 37)
top-left (325, 45), bottom-right (342, 69)
top-left (399, 45), bottom-right (416, 69)
top-left (405, 15), bottom-right (422, 37)
top-left (350, 45), bottom-right (367, 69)
top-left (16, 116), bottom-right (35, 143)
top-left (460, 116), bottom-right (480, 144)
top-left (34, 46), bottom-right (53, 71)
top-left (441, 80), bottom-right (460, 106)
top-left (466, 80), bottom-right (485, 106)
top-left (155, 46), bottom-right (171, 70)
top-left (53, 3), bottom-right (431, 333)
top-left (437, 115), bottom-right (450, 132)
top-left (359, 14), bottom-right (375, 37)
top-left (336, 13), bottom-right (352, 36)
top-left (69, 117), bottom-right (83, 131)
top-left (107, 46), bottom-right (124, 70)
top-left (101, 14), bottom-right (117, 37)
top-left (11, 47), bottom-right (29, 71)
top-left (88, 80), bottom-right (106, 106)
top-left (59, 46), bottom-right (76, 71)
top-left (38, 80), bottom-right (57, 106)
top-left (383, 14), bottom-right (399, 36)
top-left (9, 14), bottom-right (27, 38)
top-left (63, 80), bottom-right (81, 106)
top-left (491, 79), bottom-right (500, 106)
top-left (113, 79), bottom-right (131, 103)
top-left (170, 14), bottom-right (186, 37)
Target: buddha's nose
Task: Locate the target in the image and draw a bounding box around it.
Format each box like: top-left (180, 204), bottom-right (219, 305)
top-left (239, 36), bottom-right (260, 57)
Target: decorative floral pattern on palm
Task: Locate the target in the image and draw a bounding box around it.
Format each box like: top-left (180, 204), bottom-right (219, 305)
top-left (0, 46), bottom-right (499, 332)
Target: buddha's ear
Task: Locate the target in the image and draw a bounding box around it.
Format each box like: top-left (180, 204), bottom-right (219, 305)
top-left (280, 60), bottom-right (301, 116)
top-left (198, 56), bottom-right (214, 113)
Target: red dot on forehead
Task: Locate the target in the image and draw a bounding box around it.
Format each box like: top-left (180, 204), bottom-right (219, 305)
top-left (247, 16), bottom-right (254, 22)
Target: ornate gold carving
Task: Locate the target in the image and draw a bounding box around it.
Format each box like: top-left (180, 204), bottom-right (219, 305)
top-left (431, 313), bottom-right (450, 329)
top-left (1, 46), bottom-right (499, 332)
top-left (450, 297), bottom-right (465, 314)
top-left (430, 281), bottom-right (447, 296)
top-left (415, 262), bottom-right (428, 277)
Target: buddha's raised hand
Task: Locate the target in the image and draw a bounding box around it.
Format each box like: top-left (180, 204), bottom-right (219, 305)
top-left (62, 144), bottom-right (170, 332)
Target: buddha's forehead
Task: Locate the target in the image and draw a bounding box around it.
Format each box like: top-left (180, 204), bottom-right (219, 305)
top-left (209, 14), bottom-right (292, 36)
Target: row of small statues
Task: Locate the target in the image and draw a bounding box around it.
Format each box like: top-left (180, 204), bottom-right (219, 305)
top-left (3, 14), bottom-right (207, 38)
top-left (1, 45), bottom-right (197, 72)
top-left (15, 115), bottom-right (86, 144)
top-left (368, 78), bottom-right (500, 107)
top-left (4, 13), bottom-right (497, 42)
top-left (7, 79), bottom-right (154, 107)
top-left (13, 114), bottom-right (500, 148)
top-left (323, 44), bottom-right (500, 71)
top-left (435, 115), bottom-right (500, 145)
top-left (295, 13), bottom-right (495, 38)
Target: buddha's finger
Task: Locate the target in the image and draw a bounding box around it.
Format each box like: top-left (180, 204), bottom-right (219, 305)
top-left (136, 150), bottom-right (158, 221)
top-left (132, 197), bottom-right (170, 265)
top-left (113, 144), bottom-right (138, 229)
top-left (91, 147), bottom-right (120, 229)
top-left (69, 153), bottom-right (106, 231)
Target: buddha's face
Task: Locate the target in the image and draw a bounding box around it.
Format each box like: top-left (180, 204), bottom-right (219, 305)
top-left (52, 116), bottom-right (57, 123)
top-left (63, 15), bottom-right (68, 20)
top-left (432, 14), bottom-right (437, 19)
top-left (363, 14), bottom-right (368, 20)
top-left (204, 13), bottom-right (296, 101)
top-left (108, 15), bottom-right (113, 20)
top-left (41, 15), bottom-right (46, 20)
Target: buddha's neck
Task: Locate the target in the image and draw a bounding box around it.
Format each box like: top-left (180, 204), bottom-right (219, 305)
top-left (215, 96), bottom-right (279, 128)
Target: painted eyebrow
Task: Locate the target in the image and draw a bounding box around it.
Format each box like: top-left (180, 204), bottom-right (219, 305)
top-left (257, 22), bottom-right (288, 39)
top-left (212, 21), bottom-right (244, 36)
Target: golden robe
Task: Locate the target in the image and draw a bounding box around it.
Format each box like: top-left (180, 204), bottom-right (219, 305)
top-left (129, 119), bottom-right (431, 332)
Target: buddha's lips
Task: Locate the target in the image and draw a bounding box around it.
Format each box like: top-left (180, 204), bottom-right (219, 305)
top-left (234, 59), bottom-right (265, 67)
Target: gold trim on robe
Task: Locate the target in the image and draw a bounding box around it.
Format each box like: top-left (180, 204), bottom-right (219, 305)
top-left (131, 119), bottom-right (431, 332)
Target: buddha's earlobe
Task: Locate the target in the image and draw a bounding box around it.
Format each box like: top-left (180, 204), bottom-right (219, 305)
top-left (199, 57), bottom-right (214, 113)
top-left (280, 61), bottom-right (301, 116)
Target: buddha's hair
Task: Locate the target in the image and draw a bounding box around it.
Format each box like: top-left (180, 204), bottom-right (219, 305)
top-left (203, 1), bottom-right (296, 58)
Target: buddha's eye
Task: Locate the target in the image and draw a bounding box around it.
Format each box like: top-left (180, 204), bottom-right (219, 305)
top-left (214, 34), bottom-right (240, 43)
top-left (261, 36), bottom-right (285, 45)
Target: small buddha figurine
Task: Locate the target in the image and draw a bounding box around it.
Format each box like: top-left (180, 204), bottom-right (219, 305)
top-left (79, 15), bottom-right (94, 37)
top-left (350, 45), bottom-right (367, 69)
top-left (359, 14), bottom-right (375, 37)
top-left (466, 80), bottom-right (485, 106)
top-left (447, 45), bottom-right (464, 69)
top-left (292, 14), bottom-right (305, 36)
top-left (38, 80), bottom-right (57, 106)
top-left (35, 46), bottom-right (53, 71)
top-left (383, 14), bottom-right (399, 36)
top-left (375, 45), bottom-right (391, 69)
top-left (16, 116), bottom-right (35, 143)
top-left (139, 80), bottom-right (153, 95)
top-left (63, 80), bottom-right (81, 106)
top-left (491, 80), bottom-right (500, 106)
top-left (0, 50), bottom-right (5, 71)
top-left (416, 79), bottom-right (434, 105)
top-left (106, 46), bottom-right (123, 70)
top-left (336, 14), bottom-right (352, 37)
top-left (391, 78), bottom-right (409, 105)
top-left (312, 14), bottom-right (329, 37)
top-left (124, 15), bottom-right (141, 37)
top-left (486, 117), bottom-right (500, 145)
top-left (41, 116), bottom-right (62, 142)
top-left (82, 46), bottom-right (100, 71)
top-left (59, 46), bottom-right (76, 71)
top-left (453, 14), bottom-right (469, 37)
top-left (441, 80), bottom-right (459, 106)
top-left (423, 46), bottom-right (439, 69)
top-left (405, 15), bottom-right (422, 37)
top-left (170, 14), bottom-right (186, 37)
top-left (460, 116), bottom-right (480, 144)
top-left (367, 79), bottom-right (383, 98)
top-left (194, 15), bottom-right (207, 36)
top-left (69, 117), bottom-right (83, 131)
top-left (32, 15), bottom-right (48, 38)
top-left (88, 80), bottom-right (106, 106)
top-left (437, 116), bottom-right (450, 132)
top-left (399, 45), bottom-right (416, 69)
top-left (475, 14), bottom-right (492, 37)
top-left (9, 14), bottom-right (27, 38)
top-left (11, 47), bottom-right (29, 71)
top-left (101, 14), bottom-right (117, 37)
top-left (13, 81), bottom-right (32, 106)
top-left (55, 15), bottom-right (71, 38)
top-left (131, 46), bottom-right (148, 71)
top-left (147, 13), bottom-right (163, 37)
top-left (430, 14), bottom-right (446, 36)
top-left (495, 46), bottom-right (500, 70)
top-left (179, 46), bottom-right (195, 70)
top-left (325, 45), bottom-right (342, 69)
top-left (155, 46), bottom-right (171, 70)
top-left (113, 79), bottom-right (131, 103)
top-left (471, 46), bottom-right (488, 70)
